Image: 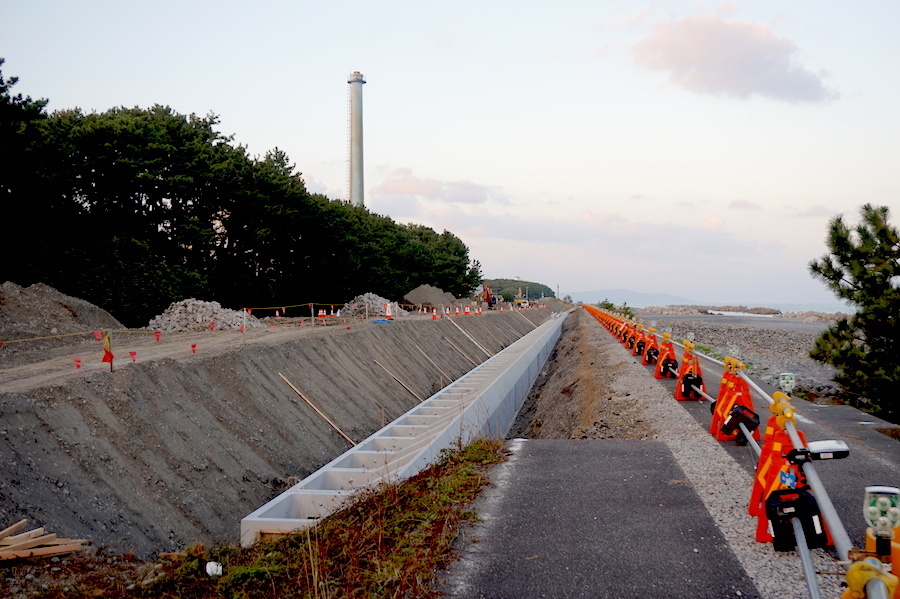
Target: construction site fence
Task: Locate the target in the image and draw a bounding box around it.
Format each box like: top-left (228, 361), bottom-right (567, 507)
top-left (582, 305), bottom-right (898, 599)
top-left (0, 302), bottom-right (550, 377)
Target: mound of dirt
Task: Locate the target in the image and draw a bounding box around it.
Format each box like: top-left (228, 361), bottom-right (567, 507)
top-left (404, 284), bottom-right (457, 307)
top-left (0, 282), bottom-right (123, 339)
top-left (509, 309), bottom-right (655, 440)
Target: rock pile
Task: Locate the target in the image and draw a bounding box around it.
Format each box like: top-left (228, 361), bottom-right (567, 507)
top-left (403, 284), bottom-right (457, 307)
top-left (651, 319), bottom-right (840, 398)
top-left (639, 305), bottom-right (847, 322)
top-left (146, 299), bottom-right (262, 331)
top-left (340, 293), bottom-right (409, 318)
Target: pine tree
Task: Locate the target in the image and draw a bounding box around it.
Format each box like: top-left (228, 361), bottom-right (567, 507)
top-left (809, 204), bottom-right (900, 422)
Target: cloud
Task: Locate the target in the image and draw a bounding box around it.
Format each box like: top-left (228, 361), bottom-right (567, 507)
top-left (793, 204), bottom-right (834, 217)
top-left (592, 44), bottom-right (612, 59)
top-left (698, 214), bottom-right (724, 230)
top-left (633, 14), bottom-right (837, 103)
top-left (372, 168), bottom-right (510, 205)
top-left (728, 200), bottom-right (762, 210)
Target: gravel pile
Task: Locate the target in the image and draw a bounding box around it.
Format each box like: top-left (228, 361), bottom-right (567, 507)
top-left (650, 319), bottom-right (840, 397)
top-left (586, 318), bottom-right (844, 599)
top-left (146, 299), bottom-right (262, 331)
top-left (403, 284), bottom-right (458, 307)
top-left (340, 292), bottom-right (409, 318)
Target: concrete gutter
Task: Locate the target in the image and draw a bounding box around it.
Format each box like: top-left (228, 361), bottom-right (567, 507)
top-left (240, 310), bottom-right (568, 545)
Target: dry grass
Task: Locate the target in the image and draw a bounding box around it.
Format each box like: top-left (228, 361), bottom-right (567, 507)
top-left (1, 439), bottom-right (506, 599)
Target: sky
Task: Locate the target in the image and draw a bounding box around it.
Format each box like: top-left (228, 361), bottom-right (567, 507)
top-left (3, 1), bottom-right (898, 306)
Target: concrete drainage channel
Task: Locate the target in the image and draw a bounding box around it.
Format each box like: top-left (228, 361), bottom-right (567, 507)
top-left (241, 310), bottom-right (569, 545)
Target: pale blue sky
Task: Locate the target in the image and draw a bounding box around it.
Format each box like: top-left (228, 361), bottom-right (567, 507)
top-left (3, 1), bottom-right (898, 304)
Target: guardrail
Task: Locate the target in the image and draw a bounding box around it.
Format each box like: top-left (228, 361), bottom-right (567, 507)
top-left (583, 305), bottom-right (899, 599)
top-left (240, 310), bottom-right (569, 546)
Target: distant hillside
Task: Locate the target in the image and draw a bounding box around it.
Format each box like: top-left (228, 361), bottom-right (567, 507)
top-left (564, 289), bottom-right (695, 307)
top-left (484, 279), bottom-right (555, 302)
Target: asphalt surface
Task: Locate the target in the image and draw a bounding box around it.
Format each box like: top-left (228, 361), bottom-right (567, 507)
top-left (439, 439), bottom-right (760, 598)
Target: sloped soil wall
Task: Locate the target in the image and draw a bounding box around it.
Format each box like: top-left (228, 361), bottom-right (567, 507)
top-left (0, 310), bottom-right (549, 555)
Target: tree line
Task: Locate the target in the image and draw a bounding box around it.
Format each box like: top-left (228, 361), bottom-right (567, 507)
top-left (1, 60), bottom-right (481, 326)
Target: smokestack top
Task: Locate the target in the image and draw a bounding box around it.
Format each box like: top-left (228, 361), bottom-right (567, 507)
top-left (348, 71), bottom-right (366, 84)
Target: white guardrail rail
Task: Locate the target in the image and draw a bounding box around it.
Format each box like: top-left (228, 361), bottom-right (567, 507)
top-left (240, 310), bottom-right (569, 545)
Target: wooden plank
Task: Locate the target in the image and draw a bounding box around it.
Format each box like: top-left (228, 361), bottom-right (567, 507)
top-left (1, 528), bottom-right (45, 544)
top-left (0, 542), bottom-right (85, 561)
top-left (2, 533), bottom-right (57, 553)
top-left (0, 520), bottom-right (29, 540)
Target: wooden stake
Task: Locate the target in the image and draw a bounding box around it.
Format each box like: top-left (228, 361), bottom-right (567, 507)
top-left (446, 317), bottom-right (494, 357)
top-left (413, 343), bottom-right (453, 381)
top-left (443, 336), bottom-right (480, 367)
top-left (278, 373), bottom-right (356, 446)
top-left (374, 359), bottom-right (423, 401)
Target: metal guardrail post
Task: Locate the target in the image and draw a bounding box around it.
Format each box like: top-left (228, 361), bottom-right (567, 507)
top-left (791, 518), bottom-right (823, 599)
top-left (739, 371), bottom-right (855, 563)
top-left (865, 577), bottom-right (892, 599)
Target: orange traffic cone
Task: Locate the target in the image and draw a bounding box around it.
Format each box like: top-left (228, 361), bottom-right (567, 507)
top-left (432, 308), bottom-right (437, 320)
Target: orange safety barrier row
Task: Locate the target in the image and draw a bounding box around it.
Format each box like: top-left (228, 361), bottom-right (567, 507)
top-left (581, 304), bottom-right (845, 558)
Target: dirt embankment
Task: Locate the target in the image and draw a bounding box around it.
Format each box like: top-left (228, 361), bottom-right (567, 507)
top-left (0, 310), bottom-right (550, 556)
top-left (510, 309), bottom-right (656, 440)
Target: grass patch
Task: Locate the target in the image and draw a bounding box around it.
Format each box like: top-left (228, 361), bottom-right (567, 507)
top-left (2, 439), bottom-right (507, 599)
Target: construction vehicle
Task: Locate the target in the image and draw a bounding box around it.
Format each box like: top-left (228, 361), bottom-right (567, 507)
top-left (477, 284), bottom-right (496, 309)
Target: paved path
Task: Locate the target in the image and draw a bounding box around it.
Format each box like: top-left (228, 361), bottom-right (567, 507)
top-left (439, 439), bottom-right (760, 598)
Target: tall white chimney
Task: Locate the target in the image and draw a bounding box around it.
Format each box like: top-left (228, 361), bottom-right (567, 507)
top-left (347, 71), bottom-right (366, 207)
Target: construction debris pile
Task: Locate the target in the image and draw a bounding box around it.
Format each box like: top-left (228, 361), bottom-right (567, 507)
top-left (340, 293), bottom-right (408, 318)
top-left (146, 299), bottom-right (263, 331)
top-left (403, 284), bottom-right (458, 307)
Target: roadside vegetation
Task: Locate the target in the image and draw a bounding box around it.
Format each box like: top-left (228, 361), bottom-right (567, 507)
top-left (1, 439), bottom-right (506, 599)
top-left (809, 204), bottom-right (899, 423)
top-left (0, 60), bottom-right (481, 326)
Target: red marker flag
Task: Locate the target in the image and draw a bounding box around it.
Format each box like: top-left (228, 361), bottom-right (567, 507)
top-left (190, 344), bottom-right (197, 354)
top-left (129, 351), bottom-right (137, 362)
top-left (209, 321), bottom-right (216, 331)
top-left (154, 331), bottom-right (162, 342)
top-left (93, 331), bottom-right (102, 342)
top-left (73, 358), bottom-right (82, 369)
top-left (101, 349), bottom-right (114, 363)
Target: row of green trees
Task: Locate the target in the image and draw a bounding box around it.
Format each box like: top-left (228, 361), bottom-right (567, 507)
top-left (1, 61), bottom-right (481, 326)
top-left (482, 279), bottom-right (555, 303)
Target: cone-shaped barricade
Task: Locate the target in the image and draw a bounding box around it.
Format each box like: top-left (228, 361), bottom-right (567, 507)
top-left (632, 327), bottom-right (646, 357)
top-left (642, 328), bottom-right (660, 365)
top-left (655, 335), bottom-right (678, 379)
top-left (712, 375), bottom-right (761, 442)
top-left (674, 342), bottom-right (705, 401)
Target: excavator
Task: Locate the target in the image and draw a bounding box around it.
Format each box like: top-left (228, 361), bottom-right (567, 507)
top-left (477, 283), bottom-right (496, 309)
